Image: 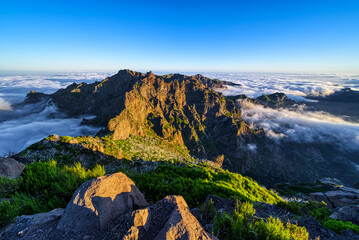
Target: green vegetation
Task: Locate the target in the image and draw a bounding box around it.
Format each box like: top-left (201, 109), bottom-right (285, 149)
top-left (0, 160), bottom-right (105, 227)
top-left (323, 220), bottom-right (359, 234)
top-left (274, 182), bottom-right (333, 196)
top-left (214, 201), bottom-right (309, 240)
top-left (120, 162), bottom-right (282, 208)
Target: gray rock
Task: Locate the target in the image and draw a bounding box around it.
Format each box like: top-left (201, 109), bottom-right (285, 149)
top-left (57, 172), bottom-right (148, 232)
top-left (310, 192), bottom-right (334, 209)
top-left (330, 205), bottom-right (359, 225)
top-left (0, 208), bottom-right (64, 239)
top-left (297, 217), bottom-right (345, 240)
top-left (325, 190), bottom-right (359, 208)
top-left (0, 158), bottom-right (25, 178)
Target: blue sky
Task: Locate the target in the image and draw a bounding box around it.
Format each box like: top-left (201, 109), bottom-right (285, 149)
top-left (0, 0), bottom-right (358, 73)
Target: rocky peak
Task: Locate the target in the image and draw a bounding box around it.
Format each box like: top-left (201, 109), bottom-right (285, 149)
top-left (24, 70), bottom-right (252, 161)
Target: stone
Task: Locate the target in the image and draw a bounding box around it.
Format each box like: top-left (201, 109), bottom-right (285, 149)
top-left (309, 192), bottom-right (334, 209)
top-left (0, 157), bottom-right (25, 178)
top-left (152, 195), bottom-right (216, 240)
top-left (0, 208), bottom-right (64, 239)
top-left (124, 208), bottom-right (151, 240)
top-left (325, 191), bottom-right (359, 208)
top-left (57, 172), bottom-right (148, 232)
top-left (330, 205), bottom-right (359, 225)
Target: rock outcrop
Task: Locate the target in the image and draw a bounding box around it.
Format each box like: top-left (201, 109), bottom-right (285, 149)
top-left (330, 205), bottom-right (359, 225)
top-left (0, 157), bottom-right (25, 178)
top-left (57, 172), bottom-right (148, 232)
top-left (310, 185), bottom-right (359, 227)
top-left (0, 173), bottom-right (214, 240)
top-left (149, 195), bottom-right (215, 240)
top-left (1, 208), bottom-right (64, 239)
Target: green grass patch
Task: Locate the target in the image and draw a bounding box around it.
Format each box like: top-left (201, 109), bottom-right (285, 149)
top-left (0, 160), bottom-right (105, 227)
top-left (120, 162), bottom-right (282, 208)
top-left (214, 201), bottom-right (309, 240)
top-left (323, 219), bottom-right (359, 234)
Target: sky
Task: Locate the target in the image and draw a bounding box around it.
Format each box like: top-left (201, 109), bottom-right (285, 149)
top-left (0, 0), bottom-right (359, 73)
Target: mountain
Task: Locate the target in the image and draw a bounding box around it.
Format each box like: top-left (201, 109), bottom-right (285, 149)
top-left (23, 70), bottom-right (359, 186)
top-left (25, 69), bottom-right (252, 161)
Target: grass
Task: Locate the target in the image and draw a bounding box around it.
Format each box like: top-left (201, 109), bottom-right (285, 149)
top-left (120, 162), bottom-right (282, 208)
top-left (0, 160), bottom-right (105, 227)
top-left (274, 182), bottom-right (333, 196)
top-left (323, 220), bottom-right (359, 234)
top-left (214, 201), bottom-right (309, 240)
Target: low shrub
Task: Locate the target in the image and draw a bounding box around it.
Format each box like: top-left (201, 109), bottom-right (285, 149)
top-left (0, 160), bottom-right (105, 227)
top-left (121, 163), bottom-right (282, 208)
top-left (323, 219), bottom-right (359, 234)
top-left (214, 202), bottom-right (309, 240)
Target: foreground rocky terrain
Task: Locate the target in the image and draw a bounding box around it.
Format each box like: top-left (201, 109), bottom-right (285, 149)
top-left (1, 157), bottom-right (359, 240)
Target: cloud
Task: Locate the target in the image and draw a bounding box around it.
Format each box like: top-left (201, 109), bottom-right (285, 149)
top-left (200, 72), bottom-right (359, 99)
top-left (239, 100), bottom-right (359, 151)
top-left (0, 97), bottom-right (12, 110)
top-left (0, 101), bottom-right (100, 156)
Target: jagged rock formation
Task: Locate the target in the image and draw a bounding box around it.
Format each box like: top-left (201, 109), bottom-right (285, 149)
top-left (25, 69), bottom-right (253, 161)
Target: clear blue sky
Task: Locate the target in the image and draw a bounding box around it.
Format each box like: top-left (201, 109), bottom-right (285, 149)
top-left (0, 0), bottom-right (358, 73)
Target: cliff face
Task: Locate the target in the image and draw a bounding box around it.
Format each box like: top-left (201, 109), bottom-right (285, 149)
top-left (26, 70), bottom-right (252, 161)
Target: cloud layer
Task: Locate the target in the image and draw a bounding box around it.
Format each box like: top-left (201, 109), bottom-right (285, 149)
top-left (200, 72), bottom-right (359, 99)
top-left (239, 100), bottom-right (359, 151)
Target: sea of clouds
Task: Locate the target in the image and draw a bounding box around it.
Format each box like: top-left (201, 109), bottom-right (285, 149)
top-left (0, 72), bottom-right (113, 155)
top-left (200, 72), bottom-right (359, 153)
top-left (0, 71), bottom-right (359, 156)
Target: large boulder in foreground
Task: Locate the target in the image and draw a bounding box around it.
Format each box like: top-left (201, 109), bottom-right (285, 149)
top-left (0, 157), bottom-right (25, 178)
top-left (57, 172), bottom-right (148, 232)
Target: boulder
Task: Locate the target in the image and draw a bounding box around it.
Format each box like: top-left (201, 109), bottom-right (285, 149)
top-left (0, 208), bottom-right (64, 239)
top-left (150, 195), bottom-right (216, 240)
top-left (0, 157), bottom-right (25, 178)
top-left (330, 205), bottom-right (359, 225)
top-left (57, 172), bottom-right (148, 232)
top-left (309, 192), bottom-right (334, 209)
top-left (324, 191), bottom-right (359, 208)
top-left (124, 208), bottom-right (151, 240)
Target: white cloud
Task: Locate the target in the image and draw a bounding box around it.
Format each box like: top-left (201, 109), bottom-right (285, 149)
top-left (0, 97), bottom-right (12, 110)
top-left (239, 100), bottom-right (359, 150)
top-left (200, 72), bottom-right (359, 99)
top-left (0, 102), bottom-right (100, 156)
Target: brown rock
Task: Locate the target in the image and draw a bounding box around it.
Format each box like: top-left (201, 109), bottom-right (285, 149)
top-left (0, 157), bottom-right (25, 178)
top-left (124, 208), bottom-right (151, 240)
top-left (57, 172), bottom-right (148, 232)
top-left (152, 195), bottom-right (216, 240)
